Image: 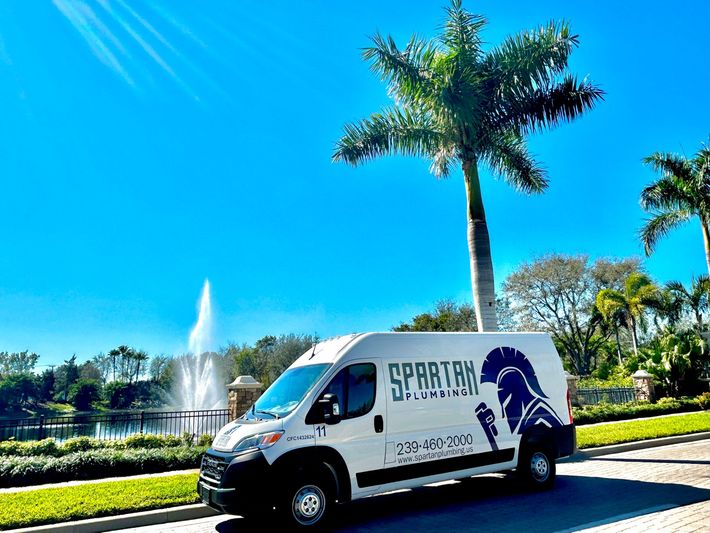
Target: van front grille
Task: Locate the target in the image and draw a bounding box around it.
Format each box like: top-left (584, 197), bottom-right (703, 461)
top-left (201, 454), bottom-right (228, 483)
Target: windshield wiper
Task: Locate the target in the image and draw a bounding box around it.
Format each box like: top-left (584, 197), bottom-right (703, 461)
top-left (252, 405), bottom-right (280, 419)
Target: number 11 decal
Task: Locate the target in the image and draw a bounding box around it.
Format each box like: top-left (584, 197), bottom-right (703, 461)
top-left (316, 425), bottom-right (327, 437)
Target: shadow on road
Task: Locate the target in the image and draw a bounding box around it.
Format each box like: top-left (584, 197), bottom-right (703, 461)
top-left (210, 472), bottom-right (710, 532)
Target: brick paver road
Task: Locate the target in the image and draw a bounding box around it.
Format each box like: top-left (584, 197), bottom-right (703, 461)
top-left (124, 440), bottom-right (710, 532)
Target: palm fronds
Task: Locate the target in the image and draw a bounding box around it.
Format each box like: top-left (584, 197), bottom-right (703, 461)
top-left (332, 107), bottom-right (443, 165)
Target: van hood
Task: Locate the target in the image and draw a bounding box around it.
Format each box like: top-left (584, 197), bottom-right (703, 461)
top-left (211, 418), bottom-right (283, 452)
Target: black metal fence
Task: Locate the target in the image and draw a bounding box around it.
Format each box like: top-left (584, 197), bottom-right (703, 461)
top-left (577, 387), bottom-right (635, 405)
top-left (0, 409), bottom-right (230, 442)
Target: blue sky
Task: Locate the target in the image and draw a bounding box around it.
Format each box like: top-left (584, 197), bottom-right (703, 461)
top-left (0, 0), bottom-right (708, 367)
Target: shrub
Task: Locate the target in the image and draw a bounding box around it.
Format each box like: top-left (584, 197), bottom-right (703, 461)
top-left (0, 433), bottom-right (202, 457)
top-left (61, 437), bottom-right (101, 454)
top-left (573, 398), bottom-right (701, 425)
top-left (0, 446), bottom-right (207, 487)
top-left (697, 392), bottom-right (710, 410)
top-left (24, 439), bottom-right (61, 458)
top-left (123, 433), bottom-right (182, 449)
top-left (197, 434), bottom-right (213, 447)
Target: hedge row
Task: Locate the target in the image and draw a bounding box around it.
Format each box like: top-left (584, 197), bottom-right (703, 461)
top-left (0, 433), bottom-right (213, 458)
top-left (0, 446), bottom-right (206, 487)
top-left (573, 397), bottom-right (703, 425)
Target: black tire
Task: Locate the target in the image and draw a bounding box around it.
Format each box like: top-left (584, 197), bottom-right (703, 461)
top-left (518, 446), bottom-right (556, 490)
top-left (281, 473), bottom-right (333, 529)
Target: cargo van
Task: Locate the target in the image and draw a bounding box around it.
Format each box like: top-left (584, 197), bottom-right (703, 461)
top-left (198, 332), bottom-right (575, 527)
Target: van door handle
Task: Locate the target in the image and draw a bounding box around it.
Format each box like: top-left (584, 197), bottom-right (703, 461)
top-left (374, 415), bottom-right (383, 433)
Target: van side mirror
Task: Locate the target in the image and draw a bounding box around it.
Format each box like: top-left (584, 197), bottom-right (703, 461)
top-left (319, 393), bottom-right (342, 425)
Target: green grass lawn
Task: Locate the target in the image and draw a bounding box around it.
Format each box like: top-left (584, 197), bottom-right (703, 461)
top-left (576, 411), bottom-right (710, 449)
top-left (0, 473), bottom-right (199, 530)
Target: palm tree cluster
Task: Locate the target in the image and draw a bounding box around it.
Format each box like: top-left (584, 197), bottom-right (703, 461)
top-left (334, 0), bottom-right (603, 331)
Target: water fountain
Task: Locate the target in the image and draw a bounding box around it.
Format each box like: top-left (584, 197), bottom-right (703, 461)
top-left (172, 279), bottom-right (226, 411)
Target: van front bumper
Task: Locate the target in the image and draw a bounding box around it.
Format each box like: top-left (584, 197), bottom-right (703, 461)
top-left (197, 448), bottom-right (271, 515)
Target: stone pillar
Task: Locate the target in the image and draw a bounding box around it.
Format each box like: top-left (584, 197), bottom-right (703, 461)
top-left (632, 370), bottom-right (655, 402)
top-left (227, 375), bottom-right (263, 420)
top-left (565, 372), bottom-right (580, 407)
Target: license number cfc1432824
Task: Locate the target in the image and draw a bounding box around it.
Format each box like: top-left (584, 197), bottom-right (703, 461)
top-left (396, 433), bottom-right (474, 455)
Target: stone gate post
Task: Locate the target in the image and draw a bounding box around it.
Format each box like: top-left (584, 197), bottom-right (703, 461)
top-left (632, 370), bottom-right (655, 402)
top-left (227, 375), bottom-right (263, 420)
top-left (565, 372), bottom-right (579, 407)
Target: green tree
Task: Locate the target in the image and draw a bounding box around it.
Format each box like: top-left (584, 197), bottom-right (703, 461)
top-left (645, 328), bottom-right (708, 397)
top-left (503, 254), bottom-right (638, 374)
top-left (68, 378), bottom-right (102, 411)
top-left (0, 373), bottom-right (39, 411)
top-left (108, 345), bottom-right (135, 382)
top-left (91, 353), bottom-right (112, 384)
top-left (79, 361), bottom-right (102, 382)
top-left (103, 381), bottom-right (135, 409)
top-left (54, 355), bottom-right (80, 402)
top-left (149, 355), bottom-right (172, 384)
top-left (132, 350), bottom-right (149, 384)
top-left (666, 275), bottom-right (710, 333)
top-left (37, 368), bottom-right (55, 402)
top-left (640, 141), bottom-right (710, 274)
top-left (393, 300), bottom-right (477, 332)
top-left (333, 0), bottom-right (603, 331)
top-left (0, 351), bottom-right (39, 378)
top-left (596, 272), bottom-right (659, 358)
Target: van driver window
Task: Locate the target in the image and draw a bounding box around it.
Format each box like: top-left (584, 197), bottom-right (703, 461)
top-left (322, 363), bottom-right (376, 419)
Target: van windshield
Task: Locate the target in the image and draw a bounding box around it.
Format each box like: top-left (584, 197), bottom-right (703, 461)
top-left (247, 363), bottom-right (331, 419)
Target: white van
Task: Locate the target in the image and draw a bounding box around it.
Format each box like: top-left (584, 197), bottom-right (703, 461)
top-left (198, 332), bottom-right (575, 527)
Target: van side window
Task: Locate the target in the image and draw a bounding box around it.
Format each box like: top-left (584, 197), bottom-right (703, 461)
top-left (321, 363), bottom-right (376, 419)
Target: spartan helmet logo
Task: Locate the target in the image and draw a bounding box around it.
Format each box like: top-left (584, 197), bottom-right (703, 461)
top-left (480, 347), bottom-right (562, 435)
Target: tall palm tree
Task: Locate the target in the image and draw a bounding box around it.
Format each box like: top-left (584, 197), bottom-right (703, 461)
top-left (333, 0), bottom-right (603, 331)
top-left (640, 141), bottom-right (710, 274)
top-left (666, 275), bottom-right (710, 332)
top-left (596, 272), bottom-right (659, 358)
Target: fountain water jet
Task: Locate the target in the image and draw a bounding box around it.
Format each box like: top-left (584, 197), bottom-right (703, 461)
top-left (172, 279), bottom-right (226, 411)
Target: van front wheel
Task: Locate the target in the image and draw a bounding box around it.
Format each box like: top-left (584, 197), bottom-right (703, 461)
top-left (283, 475), bottom-right (333, 528)
top-left (519, 447), bottom-right (555, 490)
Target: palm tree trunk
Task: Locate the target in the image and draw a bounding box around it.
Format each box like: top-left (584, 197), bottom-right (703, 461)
top-left (629, 316), bottom-right (639, 357)
top-left (614, 328), bottom-right (623, 366)
top-left (702, 219), bottom-right (710, 277)
top-left (463, 160), bottom-right (497, 331)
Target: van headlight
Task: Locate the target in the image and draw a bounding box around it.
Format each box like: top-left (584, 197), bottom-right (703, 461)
top-left (232, 431), bottom-right (284, 454)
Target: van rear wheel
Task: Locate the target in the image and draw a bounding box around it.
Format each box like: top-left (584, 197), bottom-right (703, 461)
top-left (519, 447), bottom-right (555, 490)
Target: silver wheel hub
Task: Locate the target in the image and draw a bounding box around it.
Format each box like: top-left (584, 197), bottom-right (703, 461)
top-left (293, 485), bottom-right (325, 525)
top-left (530, 452), bottom-right (549, 481)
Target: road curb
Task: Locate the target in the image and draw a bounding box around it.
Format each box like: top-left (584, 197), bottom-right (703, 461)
top-left (9, 504), bottom-right (220, 533)
top-left (560, 430), bottom-right (710, 462)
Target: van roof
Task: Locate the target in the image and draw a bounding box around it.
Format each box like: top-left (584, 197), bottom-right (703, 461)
top-left (290, 331), bottom-right (552, 367)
